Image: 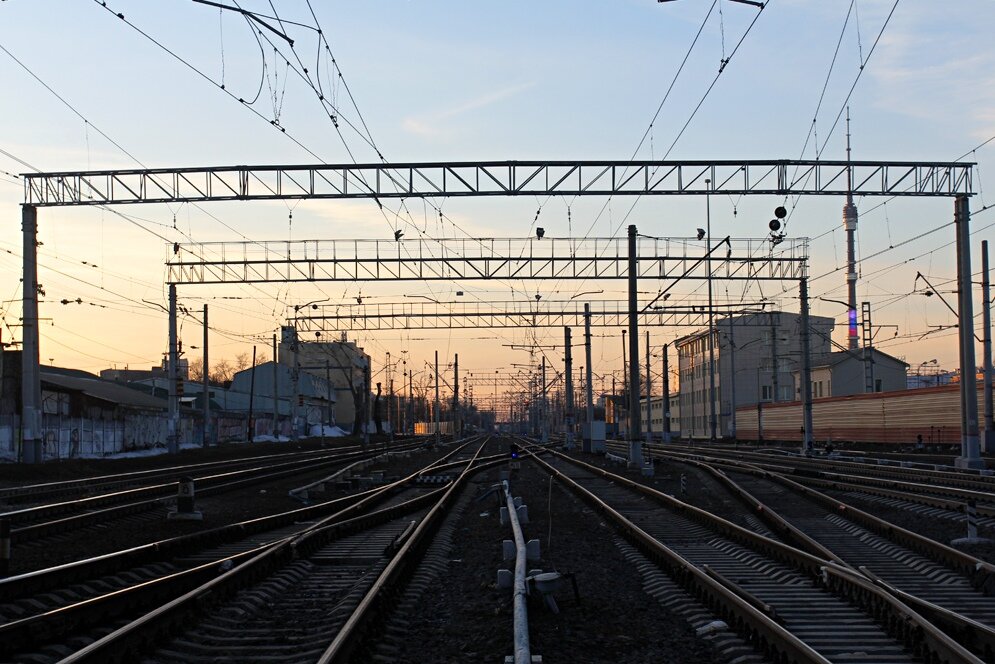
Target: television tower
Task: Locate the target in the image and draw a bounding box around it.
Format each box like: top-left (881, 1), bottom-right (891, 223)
top-left (843, 109), bottom-right (859, 350)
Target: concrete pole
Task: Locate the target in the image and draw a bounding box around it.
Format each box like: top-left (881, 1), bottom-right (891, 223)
top-left (645, 330), bottom-right (652, 443)
top-left (271, 333), bottom-right (278, 437)
top-left (728, 318), bottom-right (737, 440)
top-left (202, 305), bottom-right (210, 447)
top-left (662, 343), bottom-right (671, 442)
top-left (584, 303), bottom-right (595, 453)
top-left (564, 326), bottom-right (574, 450)
top-left (21, 205), bottom-right (42, 464)
top-left (799, 278), bottom-right (814, 455)
top-left (167, 283), bottom-right (179, 454)
top-left (453, 353), bottom-right (460, 441)
top-left (982, 240), bottom-right (994, 453)
top-left (434, 350), bottom-right (440, 445)
top-left (955, 197), bottom-right (982, 468)
top-left (626, 224), bottom-right (643, 467)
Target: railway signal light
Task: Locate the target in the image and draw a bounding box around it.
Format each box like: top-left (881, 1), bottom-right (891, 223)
top-left (298, 395), bottom-right (304, 407)
top-left (509, 443), bottom-right (520, 459)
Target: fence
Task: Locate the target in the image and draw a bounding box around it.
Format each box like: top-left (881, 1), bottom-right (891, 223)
top-left (0, 411), bottom-right (293, 462)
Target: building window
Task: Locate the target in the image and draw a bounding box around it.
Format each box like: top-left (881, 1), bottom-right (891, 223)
top-left (761, 385), bottom-right (772, 400)
top-left (875, 378), bottom-right (882, 393)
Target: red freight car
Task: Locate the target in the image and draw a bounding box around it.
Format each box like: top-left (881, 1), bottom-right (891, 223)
top-left (735, 382), bottom-right (987, 446)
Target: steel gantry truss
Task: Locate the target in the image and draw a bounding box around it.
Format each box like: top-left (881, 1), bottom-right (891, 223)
top-left (166, 236), bottom-right (807, 285)
top-left (16, 157), bottom-right (983, 469)
top-left (293, 300), bottom-right (772, 333)
top-left (23, 159), bottom-right (973, 206)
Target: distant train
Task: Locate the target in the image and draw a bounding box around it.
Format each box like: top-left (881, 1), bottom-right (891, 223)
top-left (734, 382), bottom-right (989, 447)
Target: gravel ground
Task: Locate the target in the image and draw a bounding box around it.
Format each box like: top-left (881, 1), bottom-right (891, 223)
top-left (399, 449), bottom-right (724, 664)
top-left (9, 442), bottom-right (445, 575)
top-left (568, 451), bottom-right (770, 536)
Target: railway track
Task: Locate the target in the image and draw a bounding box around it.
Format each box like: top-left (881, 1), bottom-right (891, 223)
top-left (1, 440), bottom-right (433, 545)
top-left (643, 444), bottom-right (995, 541)
top-left (36, 436), bottom-right (502, 664)
top-left (0, 437), bottom-right (490, 663)
top-left (540, 448), bottom-right (980, 664)
top-left (0, 441), bottom-right (387, 507)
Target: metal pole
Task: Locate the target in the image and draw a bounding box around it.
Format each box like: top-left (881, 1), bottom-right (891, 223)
top-left (982, 240), bottom-right (994, 453)
top-left (955, 197), bottom-right (982, 468)
top-left (326, 360), bottom-right (332, 433)
top-left (453, 353), bottom-right (460, 441)
top-left (409, 368), bottom-right (414, 435)
top-left (622, 329), bottom-right (627, 437)
top-left (728, 318), bottom-right (737, 440)
top-left (541, 355), bottom-right (548, 443)
top-left (564, 326), bottom-right (574, 450)
top-left (770, 311), bottom-right (780, 403)
top-left (389, 377), bottom-right (395, 442)
top-left (645, 330), bottom-right (652, 443)
top-left (627, 224), bottom-right (643, 467)
top-left (271, 333), bottom-right (278, 439)
top-left (662, 343), bottom-right (671, 442)
top-left (21, 205), bottom-right (41, 464)
top-left (291, 331), bottom-right (299, 442)
top-left (363, 361), bottom-right (371, 448)
top-left (800, 278), bottom-right (814, 455)
top-left (434, 350), bottom-right (440, 445)
top-left (167, 283), bottom-right (179, 455)
top-left (706, 181), bottom-right (717, 442)
top-left (247, 346), bottom-right (256, 443)
top-left (202, 305), bottom-right (210, 447)
top-left (584, 303), bottom-right (595, 452)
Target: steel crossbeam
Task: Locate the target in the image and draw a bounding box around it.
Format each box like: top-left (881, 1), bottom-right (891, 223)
top-left (293, 300), bottom-right (770, 332)
top-left (166, 236), bottom-right (807, 285)
top-left (23, 159), bottom-right (973, 206)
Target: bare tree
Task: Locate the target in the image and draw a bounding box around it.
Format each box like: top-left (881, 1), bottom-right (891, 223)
top-left (234, 352), bottom-right (252, 372)
top-left (188, 357), bottom-right (204, 382)
top-left (212, 358), bottom-right (235, 385)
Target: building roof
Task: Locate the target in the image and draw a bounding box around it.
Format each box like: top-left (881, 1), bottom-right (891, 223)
top-left (41, 369), bottom-right (170, 410)
top-left (811, 347), bottom-right (909, 369)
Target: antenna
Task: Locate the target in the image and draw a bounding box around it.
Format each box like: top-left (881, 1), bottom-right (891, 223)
top-left (845, 106), bottom-right (853, 202)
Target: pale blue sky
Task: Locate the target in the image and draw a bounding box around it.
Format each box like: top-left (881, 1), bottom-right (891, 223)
top-left (0, 0), bottom-right (992, 390)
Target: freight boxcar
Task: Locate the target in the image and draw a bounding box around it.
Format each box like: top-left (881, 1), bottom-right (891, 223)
top-left (735, 382), bottom-right (987, 446)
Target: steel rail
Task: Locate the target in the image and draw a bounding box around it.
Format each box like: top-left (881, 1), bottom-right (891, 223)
top-left (316, 437), bottom-right (502, 662)
top-left (6, 441), bottom-right (430, 543)
top-left (655, 444), bottom-right (995, 504)
top-left (0, 438), bottom-right (480, 599)
top-left (674, 444), bottom-right (995, 492)
top-left (0, 439), bottom-right (396, 504)
top-left (647, 447), bottom-right (995, 585)
top-left (625, 442), bottom-right (995, 517)
top-left (543, 450), bottom-right (980, 663)
top-left (40, 439), bottom-right (494, 663)
top-left (644, 448), bottom-right (995, 661)
top-left (3, 445), bottom-right (411, 527)
top-left (530, 451), bottom-right (828, 663)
